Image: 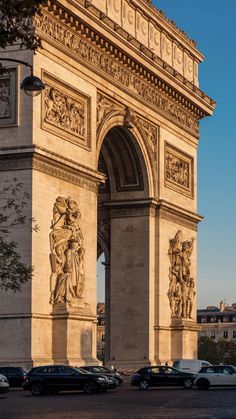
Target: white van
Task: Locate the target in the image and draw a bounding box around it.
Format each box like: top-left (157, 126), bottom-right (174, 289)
top-left (173, 359), bottom-right (211, 374)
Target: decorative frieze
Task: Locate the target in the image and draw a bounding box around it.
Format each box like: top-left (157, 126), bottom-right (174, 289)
top-left (0, 67), bottom-right (18, 127)
top-left (42, 72), bottom-right (91, 149)
top-left (165, 143), bottom-right (194, 198)
top-left (35, 12), bottom-right (200, 135)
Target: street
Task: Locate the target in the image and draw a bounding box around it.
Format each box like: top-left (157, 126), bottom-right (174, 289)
top-left (1, 382), bottom-right (236, 419)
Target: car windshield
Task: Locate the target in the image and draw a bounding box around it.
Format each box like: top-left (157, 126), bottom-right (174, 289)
top-left (99, 367), bottom-right (110, 372)
top-left (229, 365), bottom-right (236, 373)
top-left (93, 367), bottom-right (110, 373)
top-left (74, 367), bottom-right (87, 374)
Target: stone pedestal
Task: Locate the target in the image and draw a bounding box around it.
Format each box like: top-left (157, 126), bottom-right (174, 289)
top-left (171, 317), bottom-right (199, 360)
top-left (51, 304), bottom-right (98, 365)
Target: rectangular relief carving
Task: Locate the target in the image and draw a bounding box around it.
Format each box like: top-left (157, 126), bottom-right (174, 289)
top-left (42, 71), bottom-right (91, 150)
top-left (0, 67), bottom-right (18, 127)
top-left (165, 142), bottom-right (194, 198)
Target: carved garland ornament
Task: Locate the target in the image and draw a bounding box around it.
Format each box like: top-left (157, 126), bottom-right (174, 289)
top-left (49, 196), bottom-right (86, 306)
top-left (168, 230), bottom-right (195, 319)
top-left (35, 12), bottom-right (199, 133)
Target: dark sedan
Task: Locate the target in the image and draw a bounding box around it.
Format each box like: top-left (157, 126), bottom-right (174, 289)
top-left (81, 366), bottom-right (123, 385)
top-left (131, 366), bottom-right (195, 390)
top-left (0, 367), bottom-right (27, 387)
top-left (23, 365), bottom-right (109, 395)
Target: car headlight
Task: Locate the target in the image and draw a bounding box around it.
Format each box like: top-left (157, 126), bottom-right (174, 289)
top-left (97, 377), bottom-right (107, 382)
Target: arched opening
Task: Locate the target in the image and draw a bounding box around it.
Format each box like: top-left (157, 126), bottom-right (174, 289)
top-left (96, 253), bottom-right (105, 363)
top-left (97, 125), bottom-right (152, 367)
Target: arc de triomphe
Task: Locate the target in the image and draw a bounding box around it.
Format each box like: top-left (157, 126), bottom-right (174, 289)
top-left (0, 0), bottom-right (214, 369)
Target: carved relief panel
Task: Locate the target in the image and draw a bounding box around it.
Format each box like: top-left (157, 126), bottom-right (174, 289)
top-left (42, 72), bottom-right (91, 149)
top-left (49, 196), bottom-right (86, 307)
top-left (0, 67), bottom-right (18, 127)
top-left (168, 230), bottom-right (195, 319)
top-left (165, 142), bottom-right (194, 198)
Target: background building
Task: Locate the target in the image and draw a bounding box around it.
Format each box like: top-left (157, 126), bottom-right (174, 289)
top-left (197, 301), bottom-right (236, 341)
top-left (97, 303), bottom-right (105, 362)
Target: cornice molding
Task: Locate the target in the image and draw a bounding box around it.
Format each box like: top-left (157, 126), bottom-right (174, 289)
top-left (0, 146), bottom-right (104, 193)
top-left (156, 199), bottom-right (203, 231)
top-left (35, 6), bottom-right (214, 136)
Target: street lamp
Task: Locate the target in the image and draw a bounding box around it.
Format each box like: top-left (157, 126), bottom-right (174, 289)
top-left (0, 58), bottom-right (45, 96)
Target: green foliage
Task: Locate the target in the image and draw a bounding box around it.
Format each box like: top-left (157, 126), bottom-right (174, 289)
top-left (198, 336), bottom-right (218, 364)
top-left (0, 178), bottom-right (39, 292)
top-left (198, 335), bottom-right (236, 365)
top-left (0, 0), bottom-right (44, 51)
top-left (0, 238), bottom-right (32, 291)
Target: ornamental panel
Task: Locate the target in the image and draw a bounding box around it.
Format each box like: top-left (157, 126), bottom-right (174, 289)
top-left (0, 67), bottom-right (18, 127)
top-left (165, 142), bottom-right (194, 198)
top-left (41, 71), bottom-right (91, 150)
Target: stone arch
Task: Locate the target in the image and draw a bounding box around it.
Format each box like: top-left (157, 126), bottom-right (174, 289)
top-left (96, 110), bottom-right (156, 198)
top-left (97, 220), bottom-right (110, 264)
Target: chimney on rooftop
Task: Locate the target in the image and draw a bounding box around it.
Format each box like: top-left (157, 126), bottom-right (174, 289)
top-left (219, 300), bottom-right (225, 312)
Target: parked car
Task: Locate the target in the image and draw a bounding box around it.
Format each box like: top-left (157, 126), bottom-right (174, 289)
top-left (195, 365), bottom-right (236, 390)
top-left (23, 365), bottom-right (109, 395)
top-left (131, 366), bottom-right (195, 390)
top-left (0, 367), bottom-right (27, 387)
top-left (79, 368), bottom-right (117, 389)
top-left (173, 359), bottom-right (211, 374)
top-left (81, 366), bottom-right (123, 386)
top-left (0, 373), bottom-right (9, 394)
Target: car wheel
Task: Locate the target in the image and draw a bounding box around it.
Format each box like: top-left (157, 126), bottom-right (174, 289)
top-left (196, 379), bottom-right (210, 390)
top-left (30, 382), bottom-right (44, 396)
top-left (83, 381), bottom-right (98, 394)
top-left (183, 378), bottom-right (193, 389)
top-left (139, 380), bottom-right (149, 390)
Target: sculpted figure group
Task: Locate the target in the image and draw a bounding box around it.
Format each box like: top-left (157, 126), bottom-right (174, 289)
top-left (168, 230), bottom-right (195, 319)
top-left (49, 196), bottom-right (85, 305)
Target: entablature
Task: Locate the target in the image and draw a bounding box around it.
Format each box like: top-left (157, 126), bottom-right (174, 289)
top-left (36, 2), bottom-right (215, 137)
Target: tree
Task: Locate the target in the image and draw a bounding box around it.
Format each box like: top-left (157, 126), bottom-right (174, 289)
top-left (0, 178), bottom-right (39, 292)
top-left (198, 336), bottom-right (236, 365)
top-left (198, 336), bottom-right (218, 364)
top-left (0, 0), bottom-right (44, 51)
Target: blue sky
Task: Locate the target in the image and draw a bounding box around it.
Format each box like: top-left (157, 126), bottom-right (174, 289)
top-left (97, 1), bottom-right (236, 308)
top-left (156, 0), bottom-right (236, 308)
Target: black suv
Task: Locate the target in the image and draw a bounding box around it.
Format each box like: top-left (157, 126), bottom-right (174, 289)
top-left (23, 365), bottom-right (109, 395)
top-left (81, 366), bottom-right (123, 385)
top-left (131, 366), bottom-right (195, 390)
top-left (0, 367), bottom-right (27, 387)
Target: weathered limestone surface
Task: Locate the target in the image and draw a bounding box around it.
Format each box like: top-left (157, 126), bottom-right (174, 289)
top-left (0, 0), bottom-right (214, 368)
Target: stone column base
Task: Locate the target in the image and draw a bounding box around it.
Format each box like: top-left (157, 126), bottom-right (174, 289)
top-left (51, 303), bottom-right (99, 366)
top-left (171, 317), bottom-right (200, 360)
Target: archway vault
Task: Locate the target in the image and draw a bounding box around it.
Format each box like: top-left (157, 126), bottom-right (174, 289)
top-left (96, 106), bottom-right (158, 199)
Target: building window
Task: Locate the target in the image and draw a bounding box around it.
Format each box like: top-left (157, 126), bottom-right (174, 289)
top-left (102, 334), bottom-right (105, 342)
top-left (233, 331), bottom-right (236, 338)
top-left (211, 332), bottom-right (215, 339)
top-left (223, 331), bottom-right (228, 339)
top-left (201, 317), bottom-right (207, 323)
top-left (210, 317), bottom-right (216, 323)
top-left (223, 317), bottom-right (229, 322)
top-left (232, 317), bottom-right (236, 322)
